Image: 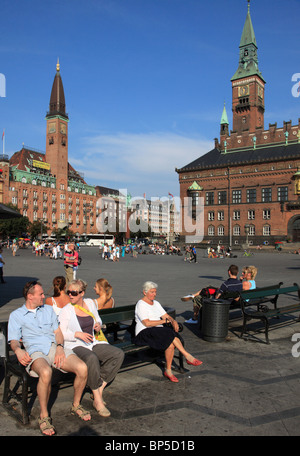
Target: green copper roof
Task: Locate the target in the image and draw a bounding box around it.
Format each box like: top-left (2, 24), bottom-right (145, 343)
top-left (231, 2), bottom-right (265, 82)
top-left (240, 3), bottom-right (257, 48)
top-left (188, 181), bottom-right (203, 191)
top-left (220, 103), bottom-right (229, 125)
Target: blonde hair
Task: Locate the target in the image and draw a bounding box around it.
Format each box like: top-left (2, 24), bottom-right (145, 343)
top-left (68, 278), bottom-right (87, 292)
top-left (95, 278), bottom-right (112, 299)
top-left (244, 265), bottom-right (258, 280)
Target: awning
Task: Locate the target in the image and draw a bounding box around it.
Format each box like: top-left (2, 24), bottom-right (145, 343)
top-left (0, 204), bottom-right (22, 219)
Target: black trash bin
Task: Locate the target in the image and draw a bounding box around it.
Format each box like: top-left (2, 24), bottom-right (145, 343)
top-left (201, 299), bottom-right (231, 342)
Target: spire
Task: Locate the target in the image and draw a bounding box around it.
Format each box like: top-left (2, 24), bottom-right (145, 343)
top-left (240, 0), bottom-right (257, 48)
top-left (220, 102), bottom-right (229, 125)
top-left (231, 1), bottom-right (265, 82)
top-left (46, 60), bottom-right (68, 119)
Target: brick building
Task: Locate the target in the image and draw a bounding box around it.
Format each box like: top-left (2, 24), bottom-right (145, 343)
top-left (176, 2), bottom-right (300, 246)
top-left (0, 60), bottom-right (98, 236)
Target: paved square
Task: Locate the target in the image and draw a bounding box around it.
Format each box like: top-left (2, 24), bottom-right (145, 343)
top-left (0, 247), bottom-right (300, 436)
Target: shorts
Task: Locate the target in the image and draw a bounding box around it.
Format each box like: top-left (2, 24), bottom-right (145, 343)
top-left (26, 343), bottom-right (74, 378)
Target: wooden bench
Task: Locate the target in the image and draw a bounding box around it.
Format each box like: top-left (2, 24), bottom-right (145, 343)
top-left (99, 304), bottom-right (185, 373)
top-left (226, 283), bottom-right (300, 344)
top-left (1, 305), bottom-right (184, 425)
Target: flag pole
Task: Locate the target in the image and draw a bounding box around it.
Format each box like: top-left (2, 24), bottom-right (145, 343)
top-left (2, 129), bottom-right (4, 158)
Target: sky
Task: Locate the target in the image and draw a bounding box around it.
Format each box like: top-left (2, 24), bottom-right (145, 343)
top-left (0, 0), bottom-right (300, 200)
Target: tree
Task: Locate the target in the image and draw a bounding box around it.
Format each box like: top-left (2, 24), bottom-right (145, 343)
top-left (0, 204), bottom-right (31, 238)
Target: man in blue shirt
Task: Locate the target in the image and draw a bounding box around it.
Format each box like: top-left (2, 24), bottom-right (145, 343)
top-left (8, 280), bottom-right (91, 435)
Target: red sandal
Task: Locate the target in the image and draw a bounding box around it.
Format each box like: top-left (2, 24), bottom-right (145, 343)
top-left (164, 371), bottom-right (179, 383)
top-left (186, 358), bottom-right (203, 366)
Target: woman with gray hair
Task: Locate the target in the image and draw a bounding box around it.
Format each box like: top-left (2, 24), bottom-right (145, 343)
top-left (135, 281), bottom-right (203, 383)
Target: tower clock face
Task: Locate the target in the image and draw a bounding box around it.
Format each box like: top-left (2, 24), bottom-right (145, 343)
top-left (238, 85), bottom-right (249, 97)
top-left (60, 123), bottom-right (66, 134)
top-left (48, 122), bottom-right (56, 133)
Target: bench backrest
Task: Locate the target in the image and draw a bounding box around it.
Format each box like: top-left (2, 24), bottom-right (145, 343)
top-left (99, 304), bottom-right (136, 324)
top-left (241, 282), bottom-right (299, 301)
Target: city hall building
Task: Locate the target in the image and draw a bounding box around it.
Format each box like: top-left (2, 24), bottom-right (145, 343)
top-left (176, 3), bottom-right (300, 246)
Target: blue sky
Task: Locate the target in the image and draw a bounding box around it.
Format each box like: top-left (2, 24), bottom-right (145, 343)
top-left (1, 0), bottom-right (300, 199)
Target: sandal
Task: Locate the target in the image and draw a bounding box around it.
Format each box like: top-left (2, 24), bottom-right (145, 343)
top-left (94, 404), bottom-right (111, 417)
top-left (38, 416), bottom-right (56, 436)
top-left (70, 404), bottom-right (91, 421)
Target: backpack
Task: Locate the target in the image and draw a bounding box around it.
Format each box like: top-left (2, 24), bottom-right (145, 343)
top-left (199, 286), bottom-right (218, 299)
top-left (78, 256), bottom-right (82, 266)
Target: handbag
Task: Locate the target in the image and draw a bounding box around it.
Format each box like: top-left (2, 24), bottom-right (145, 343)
top-left (73, 304), bottom-right (107, 342)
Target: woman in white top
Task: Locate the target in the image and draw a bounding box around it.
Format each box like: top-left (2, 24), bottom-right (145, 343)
top-left (45, 276), bottom-right (70, 316)
top-left (59, 279), bottom-right (124, 417)
top-left (135, 281), bottom-right (203, 383)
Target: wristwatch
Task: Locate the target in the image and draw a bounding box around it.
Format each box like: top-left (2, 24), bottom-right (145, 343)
top-left (56, 343), bottom-right (64, 348)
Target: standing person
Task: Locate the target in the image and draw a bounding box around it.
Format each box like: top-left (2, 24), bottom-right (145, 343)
top-left (59, 279), bottom-right (124, 417)
top-left (73, 247), bottom-right (79, 280)
top-left (64, 243), bottom-right (76, 287)
top-left (8, 280), bottom-right (91, 436)
top-left (135, 282), bottom-right (203, 383)
top-left (191, 245), bottom-right (197, 263)
top-left (0, 248), bottom-right (6, 283)
top-left (12, 240), bottom-right (18, 257)
top-left (45, 276), bottom-right (70, 316)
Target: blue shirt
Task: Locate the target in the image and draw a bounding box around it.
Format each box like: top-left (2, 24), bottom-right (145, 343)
top-left (8, 304), bottom-right (59, 356)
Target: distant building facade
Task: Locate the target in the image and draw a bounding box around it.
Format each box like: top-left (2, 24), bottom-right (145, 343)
top-left (0, 61), bottom-right (99, 236)
top-left (176, 3), bottom-right (300, 246)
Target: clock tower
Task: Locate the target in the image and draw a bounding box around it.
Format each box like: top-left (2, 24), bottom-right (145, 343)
top-left (45, 59), bottom-right (69, 184)
top-left (231, 1), bottom-right (266, 134)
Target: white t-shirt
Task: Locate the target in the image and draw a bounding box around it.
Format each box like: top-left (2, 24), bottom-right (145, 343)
top-left (135, 299), bottom-right (166, 336)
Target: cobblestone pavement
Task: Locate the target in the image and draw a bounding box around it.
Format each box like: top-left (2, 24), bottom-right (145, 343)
top-left (0, 247), bottom-right (300, 438)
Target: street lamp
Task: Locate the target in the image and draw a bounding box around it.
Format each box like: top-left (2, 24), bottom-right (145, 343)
top-left (244, 224), bottom-right (250, 246)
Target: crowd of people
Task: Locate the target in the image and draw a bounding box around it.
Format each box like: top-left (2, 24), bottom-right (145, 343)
top-left (7, 274), bottom-right (203, 435)
top-left (3, 234), bottom-right (262, 435)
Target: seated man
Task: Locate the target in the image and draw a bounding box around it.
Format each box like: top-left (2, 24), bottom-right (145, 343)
top-left (8, 280), bottom-right (91, 436)
top-left (185, 265), bottom-right (243, 324)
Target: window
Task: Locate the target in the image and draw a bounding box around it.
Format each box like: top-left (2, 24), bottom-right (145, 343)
top-left (233, 210), bottom-right (240, 220)
top-left (232, 190), bottom-right (241, 204)
top-left (262, 188), bottom-right (272, 203)
top-left (206, 192), bottom-right (214, 205)
top-left (208, 211), bottom-right (214, 221)
top-left (247, 188), bottom-right (256, 203)
top-left (233, 225), bottom-right (240, 236)
top-left (249, 225), bottom-right (255, 236)
top-left (263, 209), bottom-right (271, 220)
top-left (248, 210), bottom-right (255, 220)
top-left (218, 191), bottom-right (227, 205)
top-left (263, 225), bottom-right (271, 236)
top-left (218, 211), bottom-right (224, 221)
top-left (208, 225), bottom-right (214, 236)
top-left (218, 225), bottom-right (224, 236)
top-left (277, 186), bottom-right (288, 202)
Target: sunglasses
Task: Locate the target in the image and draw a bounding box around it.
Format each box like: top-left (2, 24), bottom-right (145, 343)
top-left (67, 290), bottom-right (83, 297)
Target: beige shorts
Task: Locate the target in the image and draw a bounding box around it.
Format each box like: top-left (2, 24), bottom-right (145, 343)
top-left (26, 343), bottom-right (74, 378)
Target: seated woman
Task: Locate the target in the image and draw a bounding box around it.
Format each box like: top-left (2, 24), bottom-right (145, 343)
top-left (45, 276), bottom-right (70, 316)
top-left (59, 279), bottom-right (124, 417)
top-left (93, 278), bottom-right (114, 310)
top-left (134, 281), bottom-right (203, 383)
top-left (241, 265), bottom-right (257, 291)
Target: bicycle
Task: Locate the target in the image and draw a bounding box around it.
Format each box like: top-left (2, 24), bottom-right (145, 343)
top-left (243, 250), bottom-right (254, 257)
